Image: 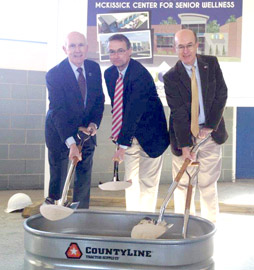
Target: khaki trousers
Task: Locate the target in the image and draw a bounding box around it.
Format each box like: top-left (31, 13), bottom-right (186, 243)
top-left (124, 138), bottom-right (163, 212)
top-left (172, 136), bottom-right (222, 223)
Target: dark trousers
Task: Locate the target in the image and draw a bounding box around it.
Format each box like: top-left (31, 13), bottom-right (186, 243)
top-left (48, 137), bottom-right (95, 209)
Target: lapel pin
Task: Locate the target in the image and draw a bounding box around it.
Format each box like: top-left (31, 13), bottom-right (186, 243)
top-left (204, 65), bottom-right (208, 69)
top-left (89, 72), bottom-right (92, 76)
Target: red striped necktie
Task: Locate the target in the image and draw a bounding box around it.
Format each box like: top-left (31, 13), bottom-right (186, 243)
top-left (111, 73), bottom-right (124, 141)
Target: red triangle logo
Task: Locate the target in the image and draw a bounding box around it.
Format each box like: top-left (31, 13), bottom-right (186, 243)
top-left (65, 243), bottom-right (83, 259)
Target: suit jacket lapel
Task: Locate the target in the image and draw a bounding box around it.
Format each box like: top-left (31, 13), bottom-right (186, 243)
top-left (197, 55), bottom-right (209, 106)
top-left (62, 59), bottom-right (84, 110)
top-left (121, 58), bottom-right (134, 106)
top-left (84, 60), bottom-right (95, 92)
top-left (84, 60), bottom-right (91, 108)
top-left (177, 60), bottom-right (191, 93)
top-left (63, 59), bottom-right (78, 88)
top-left (110, 67), bottom-right (119, 102)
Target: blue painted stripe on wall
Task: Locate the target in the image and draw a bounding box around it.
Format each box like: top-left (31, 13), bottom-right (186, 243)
top-left (0, 38), bottom-right (47, 44)
top-left (236, 107), bottom-right (254, 178)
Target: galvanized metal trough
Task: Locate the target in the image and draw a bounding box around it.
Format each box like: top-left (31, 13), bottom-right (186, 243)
top-left (24, 210), bottom-right (215, 270)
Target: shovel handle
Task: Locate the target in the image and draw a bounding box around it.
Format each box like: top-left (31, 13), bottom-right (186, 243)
top-left (177, 134), bottom-right (210, 183)
top-left (59, 133), bottom-right (91, 206)
top-left (185, 183), bottom-right (193, 212)
top-left (175, 136), bottom-right (206, 183)
top-left (174, 158), bottom-right (192, 182)
top-left (58, 160), bottom-right (76, 206)
top-left (72, 156), bottom-right (80, 166)
top-left (182, 184), bottom-right (192, 239)
top-left (113, 161), bottom-right (120, 182)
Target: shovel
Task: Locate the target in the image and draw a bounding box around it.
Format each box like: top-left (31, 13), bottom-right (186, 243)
top-left (98, 147), bottom-right (132, 191)
top-left (182, 162), bottom-right (200, 239)
top-left (131, 135), bottom-right (211, 240)
top-left (40, 133), bottom-right (91, 221)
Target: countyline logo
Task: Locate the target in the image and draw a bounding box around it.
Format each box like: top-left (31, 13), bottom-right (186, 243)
top-left (85, 247), bottom-right (152, 258)
top-left (65, 243), bottom-right (83, 259)
top-left (65, 244), bottom-right (153, 261)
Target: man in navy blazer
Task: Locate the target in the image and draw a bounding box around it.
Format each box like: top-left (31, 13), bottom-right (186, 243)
top-left (45, 32), bottom-right (104, 208)
top-left (163, 29), bottom-right (228, 223)
top-left (104, 34), bottom-right (169, 212)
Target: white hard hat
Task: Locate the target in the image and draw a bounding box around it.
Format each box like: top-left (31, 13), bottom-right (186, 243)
top-left (5, 193), bottom-right (33, 213)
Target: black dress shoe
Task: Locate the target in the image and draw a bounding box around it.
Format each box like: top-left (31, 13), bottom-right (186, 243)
top-left (44, 197), bottom-right (55, 205)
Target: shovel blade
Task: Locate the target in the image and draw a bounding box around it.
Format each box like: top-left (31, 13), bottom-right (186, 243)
top-left (69, 202), bottom-right (79, 209)
top-left (131, 219), bottom-right (173, 239)
top-left (98, 181), bottom-right (132, 191)
top-left (40, 204), bottom-right (74, 221)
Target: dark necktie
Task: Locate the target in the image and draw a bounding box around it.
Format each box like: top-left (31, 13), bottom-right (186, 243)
top-left (111, 73), bottom-right (124, 141)
top-left (77, 67), bottom-right (87, 101)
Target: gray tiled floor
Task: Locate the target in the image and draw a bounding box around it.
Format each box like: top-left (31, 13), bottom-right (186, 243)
top-left (1, 179), bottom-right (254, 270)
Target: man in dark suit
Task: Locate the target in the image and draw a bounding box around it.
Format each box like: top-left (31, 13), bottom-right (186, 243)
top-left (45, 32), bottom-right (104, 208)
top-left (104, 34), bottom-right (169, 212)
top-left (163, 29), bottom-right (228, 223)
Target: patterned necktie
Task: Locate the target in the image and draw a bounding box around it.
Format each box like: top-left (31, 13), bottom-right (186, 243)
top-left (191, 66), bottom-right (199, 137)
top-left (77, 67), bottom-right (87, 101)
top-left (111, 73), bottom-right (124, 141)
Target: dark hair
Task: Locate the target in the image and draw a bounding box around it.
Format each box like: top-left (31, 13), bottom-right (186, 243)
top-left (108, 34), bottom-right (131, 49)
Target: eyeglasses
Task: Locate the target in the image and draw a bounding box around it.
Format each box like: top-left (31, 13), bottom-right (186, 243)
top-left (176, 43), bottom-right (196, 51)
top-left (108, 48), bottom-right (127, 56)
top-left (68, 43), bottom-right (86, 50)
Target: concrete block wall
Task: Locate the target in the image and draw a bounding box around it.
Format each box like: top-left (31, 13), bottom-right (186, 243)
top-left (0, 69), bottom-right (46, 189)
top-left (0, 68), bottom-right (234, 190)
top-left (221, 107), bottom-right (234, 181)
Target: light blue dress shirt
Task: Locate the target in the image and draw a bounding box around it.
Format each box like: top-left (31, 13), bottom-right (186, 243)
top-left (182, 58), bottom-right (205, 125)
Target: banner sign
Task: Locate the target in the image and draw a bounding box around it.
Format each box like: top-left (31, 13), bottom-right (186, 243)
top-left (87, 0), bottom-right (242, 102)
top-left (87, 0), bottom-right (242, 64)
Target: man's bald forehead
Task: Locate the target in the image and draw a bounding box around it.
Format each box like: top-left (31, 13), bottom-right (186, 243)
top-left (175, 29), bottom-right (197, 43)
top-left (64, 31), bottom-right (87, 46)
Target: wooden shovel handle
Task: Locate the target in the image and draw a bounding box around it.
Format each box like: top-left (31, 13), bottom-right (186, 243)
top-left (185, 183), bottom-right (193, 211)
top-left (72, 156), bottom-right (80, 167)
top-left (175, 158), bottom-right (192, 183)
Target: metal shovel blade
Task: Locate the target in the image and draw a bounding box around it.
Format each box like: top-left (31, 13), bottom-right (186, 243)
top-left (40, 155), bottom-right (79, 221)
top-left (130, 159), bottom-right (191, 240)
top-left (99, 159), bottom-right (132, 191)
top-left (40, 204), bottom-right (74, 221)
top-left (131, 218), bottom-right (173, 239)
top-left (98, 181), bottom-right (132, 191)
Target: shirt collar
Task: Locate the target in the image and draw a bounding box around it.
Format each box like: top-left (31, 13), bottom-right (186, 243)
top-left (68, 59), bottom-right (85, 74)
top-left (117, 62), bottom-right (129, 78)
top-left (182, 57), bottom-right (198, 71)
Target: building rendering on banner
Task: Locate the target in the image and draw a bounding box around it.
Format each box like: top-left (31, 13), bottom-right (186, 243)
top-left (97, 12), bottom-right (149, 34)
top-left (87, 10), bottom-right (242, 63)
top-left (153, 13), bottom-right (241, 59)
